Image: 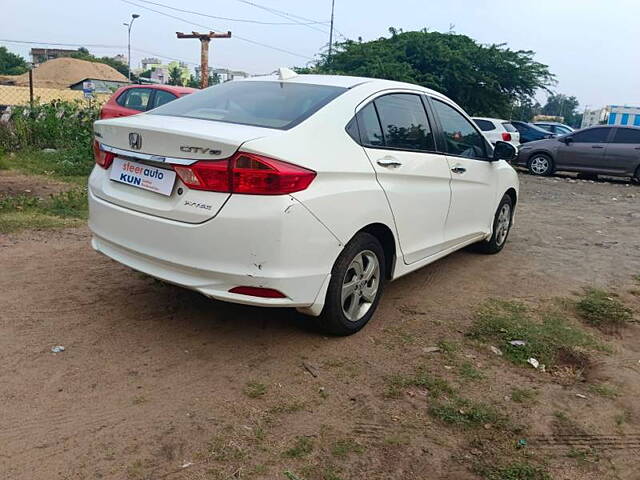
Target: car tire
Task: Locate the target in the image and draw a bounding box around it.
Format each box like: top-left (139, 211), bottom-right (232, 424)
top-left (528, 154), bottom-right (554, 176)
top-left (473, 195), bottom-right (514, 255)
top-left (632, 166), bottom-right (640, 185)
top-left (317, 232), bottom-right (386, 336)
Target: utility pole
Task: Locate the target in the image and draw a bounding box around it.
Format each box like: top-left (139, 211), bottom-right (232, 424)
top-left (176, 31), bottom-right (231, 89)
top-left (328, 0), bottom-right (335, 59)
top-left (123, 13), bottom-right (140, 82)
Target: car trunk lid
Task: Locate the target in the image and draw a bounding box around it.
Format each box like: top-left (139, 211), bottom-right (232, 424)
top-left (91, 114), bottom-right (280, 223)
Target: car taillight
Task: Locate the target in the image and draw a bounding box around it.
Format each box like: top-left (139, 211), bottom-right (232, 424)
top-left (229, 286), bottom-right (286, 298)
top-left (173, 152), bottom-right (316, 195)
top-left (93, 140), bottom-right (115, 169)
top-left (501, 132), bottom-right (512, 142)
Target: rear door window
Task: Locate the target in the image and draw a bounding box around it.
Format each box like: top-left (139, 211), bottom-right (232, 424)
top-left (151, 90), bottom-right (177, 109)
top-left (122, 88), bottom-right (152, 111)
top-left (149, 81), bottom-right (346, 130)
top-left (374, 94), bottom-right (435, 151)
top-left (612, 128), bottom-right (640, 144)
top-left (502, 122), bottom-right (517, 133)
top-left (571, 128), bottom-right (610, 143)
top-left (356, 102), bottom-right (384, 147)
top-left (432, 99), bottom-right (487, 158)
top-left (474, 119), bottom-right (496, 131)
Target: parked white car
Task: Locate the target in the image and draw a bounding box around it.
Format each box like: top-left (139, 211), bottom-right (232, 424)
top-left (90, 72), bottom-right (519, 335)
top-left (472, 117), bottom-right (521, 147)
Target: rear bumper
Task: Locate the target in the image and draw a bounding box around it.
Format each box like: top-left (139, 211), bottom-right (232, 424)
top-left (88, 189), bottom-right (342, 311)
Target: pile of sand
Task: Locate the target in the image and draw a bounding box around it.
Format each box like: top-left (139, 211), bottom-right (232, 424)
top-left (0, 57), bottom-right (128, 88)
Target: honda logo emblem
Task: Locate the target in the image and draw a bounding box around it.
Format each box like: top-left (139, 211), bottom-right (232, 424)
top-left (129, 132), bottom-right (142, 150)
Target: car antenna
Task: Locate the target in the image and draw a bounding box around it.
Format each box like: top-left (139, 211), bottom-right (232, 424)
top-left (278, 67), bottom-right (297, 81)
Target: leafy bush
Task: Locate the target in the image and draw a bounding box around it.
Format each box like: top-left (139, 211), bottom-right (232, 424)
top-left (0, 100), bottom-right (98, 153)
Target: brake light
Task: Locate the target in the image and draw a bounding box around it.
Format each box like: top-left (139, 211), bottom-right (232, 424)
top-left (229, 286), bottom-right (286, 298)
top-left (93, 140), bottom-right (115, 169)
top-left (173, 152), bottom-right (316, 195)
top-left (501, 132), bottom-right (512, 142)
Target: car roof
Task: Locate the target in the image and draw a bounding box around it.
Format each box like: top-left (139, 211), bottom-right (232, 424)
top-left (472, 117), bottom-right (509, 123)
top-left (240, 73), bottom-right (446, 97)
top-left (125, 84), bottom-right (197, 94)
top-left (533, 121), bottom-right (569, 126)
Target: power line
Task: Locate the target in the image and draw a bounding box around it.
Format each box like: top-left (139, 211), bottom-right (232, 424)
top-left (120, 0), bottom-right (314, 59)
top-left (132, 0), bottom-right (328, 26)
top-left (234, 0), bottom-right (329, 34)
top-left (0, 38), bottom-right (124, 49)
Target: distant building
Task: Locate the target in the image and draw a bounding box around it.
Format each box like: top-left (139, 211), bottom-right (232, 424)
top-left (30, 48), bottom-right (77, 64)
top-left (212, 68), bottom-right (250, 83)
top-left (141, 57), bottom-right (162, 71)
top-left (582, 105), bottom-right (640, 128)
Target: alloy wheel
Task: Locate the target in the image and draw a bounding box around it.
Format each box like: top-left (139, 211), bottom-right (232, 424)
top-left (341, 250), bottom-right (380, 322)
top-left (530, 156), bottom-right (549, 175)
top-left (495, 203), bottom-right (511, 246)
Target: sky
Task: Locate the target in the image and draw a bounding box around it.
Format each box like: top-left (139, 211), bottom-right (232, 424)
top-left (2, 0), bottom-right (639, 109)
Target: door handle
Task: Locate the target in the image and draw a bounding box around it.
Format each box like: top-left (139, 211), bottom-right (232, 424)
top-left (591, 145), bottom-right (604, 149)
top-left (376, 157), bottom-right (402, 168)
top-left (451, 166), bottom-right (467, 174)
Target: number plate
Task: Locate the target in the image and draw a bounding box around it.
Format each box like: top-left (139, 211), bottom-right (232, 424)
top-left (110, 157), bottom-right (176, 196)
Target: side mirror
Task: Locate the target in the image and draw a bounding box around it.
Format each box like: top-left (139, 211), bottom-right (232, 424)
top-left (493, 141), bottom-right (517, 162)
top-left (561, 136), bottom-right (573, 144)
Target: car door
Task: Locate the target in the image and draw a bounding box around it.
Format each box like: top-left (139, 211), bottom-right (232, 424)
top-left (356, 93), bottom-right (452, 264)
top-left (604, 127), bottom-right (640, 175)
top-left (429, 98), bottom-right (498, 245)
top-left (555, 127), bottom-right (611, 172)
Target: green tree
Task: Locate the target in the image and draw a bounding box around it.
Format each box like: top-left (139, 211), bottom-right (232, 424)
top-left (186, 74), bottom-right (199, 88)
top-left (168, 65), bottom-right (184, 86)
top-left (0, 46), bottom-right (29, 75)
top-left (300, 29), bottom-right (555, 118)
top-left (541, 93), bottom-right (581, 127)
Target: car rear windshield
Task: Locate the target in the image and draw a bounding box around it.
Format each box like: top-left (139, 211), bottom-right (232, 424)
top-left (148, 80), bottom-right (347, 130)
top-left (502, 122), bottom-right (517, 132)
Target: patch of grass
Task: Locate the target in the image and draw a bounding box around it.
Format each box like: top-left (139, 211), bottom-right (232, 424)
top-left (511, 387), bottom-right (538, 404)
top-left (283, 436), bottom-right (313, 458)
top-left (588, 383), bottom-right (619, 398)
top-left (207, 436), bottom-right (247, 462)
top-left (0, 188), bottom-right (87, 233)
top-left (268, 400), bottom-right (305, 414)
top-left (436, 340), bottom-right (458, 354)
top-left (244, 381), bottom-right (267, 399)
top-left (567, 447), bottom-right (599, 464)
top-left (0, 210), bottom-right (82, 233)
top-left (468, 299), bottom-right (599, 368)
top-left (429, 397), bottom-right (506, 429)
top-left (383, 434), bottom-right (410, 446)
top-left (459, 361), bottom-right (485, 381)
top-left (1, 148), bottom-right (93, 182)
top-left (576, 288), bottom-right (632, 328)
top-left (330, 439), bottom-right (364, 458)
top-left (385, 367), bottom-right (453, 398)
top-left (477, 462), bottom-right (551, 480)
top-left (634, 274), bottom-right (640, 284)
top-left (615, 411), bottom-right (631, 426)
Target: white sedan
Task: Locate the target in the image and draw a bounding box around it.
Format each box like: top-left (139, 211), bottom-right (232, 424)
top-left (89, 71), bottom-right (519, 335)
top-left (472, 117), bottom-right (521, 147)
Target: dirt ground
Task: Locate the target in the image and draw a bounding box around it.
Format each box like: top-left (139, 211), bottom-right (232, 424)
top-left (1, 172), bottom-right (639, 480)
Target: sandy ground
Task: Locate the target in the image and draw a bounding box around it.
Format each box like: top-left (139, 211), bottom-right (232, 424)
top-left (1, 172), bottom-right (639, 480)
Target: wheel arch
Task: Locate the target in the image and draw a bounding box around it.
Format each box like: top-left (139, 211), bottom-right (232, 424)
top-left (358, 222), bottom-right (397, 280)
top-left (504, 187), bottom-right (517, 208)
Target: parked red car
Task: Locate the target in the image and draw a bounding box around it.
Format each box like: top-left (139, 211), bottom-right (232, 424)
top-left (99, 84), bottom-right (196, 119)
